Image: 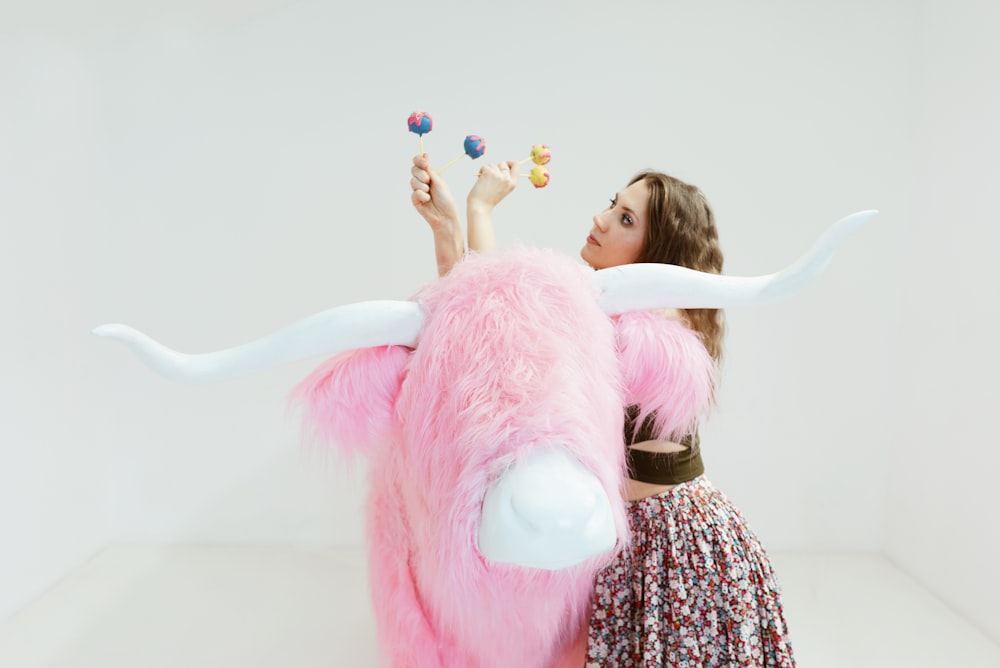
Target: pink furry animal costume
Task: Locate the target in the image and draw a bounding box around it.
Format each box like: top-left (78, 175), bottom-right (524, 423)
top-left (292, 248), bottom-right (716, 668)
top-left (93, 210), bottom-right (872, 668)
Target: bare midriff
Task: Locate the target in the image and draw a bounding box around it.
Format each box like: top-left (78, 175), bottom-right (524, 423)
top-left (624, 440), bottom-right (688, 501)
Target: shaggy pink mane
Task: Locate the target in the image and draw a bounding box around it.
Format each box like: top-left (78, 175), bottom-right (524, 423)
top-left (292, 345), bottom-right (410, 460)
top-left (614, 310), bottom-right (717, 442)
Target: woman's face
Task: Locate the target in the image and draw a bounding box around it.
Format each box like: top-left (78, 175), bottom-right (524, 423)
top-left (580, 178), bottom-right (649, 269)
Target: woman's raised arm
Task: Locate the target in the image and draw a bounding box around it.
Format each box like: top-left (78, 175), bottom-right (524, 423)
top-left (410, 154), bottom-right (463, 277)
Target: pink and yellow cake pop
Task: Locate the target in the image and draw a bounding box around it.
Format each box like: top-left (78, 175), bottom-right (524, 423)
top-left (519, 144), bottom-right (551, 166)
top-left (527, 165), bottom-right (550, 188)
top-left (528, 144), bottom-right (551, 165)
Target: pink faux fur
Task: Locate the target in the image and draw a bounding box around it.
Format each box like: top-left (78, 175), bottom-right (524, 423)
top-left (614, 310), bottom-right (717, 442)
top-left (292, 247), bottom-right (716, 667)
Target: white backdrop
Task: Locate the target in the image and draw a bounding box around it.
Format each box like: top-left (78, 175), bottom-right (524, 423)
top-left (885, 0), bottom-right (1000, 645)
top-left (1, 0), bottom-right (996, 644)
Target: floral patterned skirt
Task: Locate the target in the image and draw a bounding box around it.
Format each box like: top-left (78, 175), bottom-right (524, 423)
top-left (586, 476), bottom-right (795, 667)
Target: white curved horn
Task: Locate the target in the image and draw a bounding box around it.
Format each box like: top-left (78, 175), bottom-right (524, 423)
top-left (92, 300), bottom-right (424, 383)
top-left (596, 210), bottom-right (877, 314)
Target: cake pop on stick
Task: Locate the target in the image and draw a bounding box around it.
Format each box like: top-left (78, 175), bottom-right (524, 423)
top-left (523, 165), bottom-right (550, 188)
top-left (518, 144), bottom-right (551, 166)
top-left (408, 111), bottom-right (433, 154)
top-left (438, 135), bottom-right (486, 174)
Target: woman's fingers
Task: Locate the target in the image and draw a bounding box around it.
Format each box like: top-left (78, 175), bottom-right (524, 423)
top-left (478, 161), bottom-right (519, 184)
top-left (411, 164), bottom-right (430, 184)
top-left (411, 176), bottom-right (429, 193)
top-left (413, 153), bottom-right (431, 170)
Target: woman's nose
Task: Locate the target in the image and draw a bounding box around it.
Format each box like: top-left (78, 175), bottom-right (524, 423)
top-left (593, 213), bottom-right (608, 232)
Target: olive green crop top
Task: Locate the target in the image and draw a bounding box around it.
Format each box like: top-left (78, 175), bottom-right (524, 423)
top-left (626, 433), bottom-right (704, 485)
top-left (623, 406), bottom-right (704, 485)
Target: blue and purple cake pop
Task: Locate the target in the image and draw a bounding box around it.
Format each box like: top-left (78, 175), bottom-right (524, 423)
top-left (463, 134), bottom-right (486, 159)
top-left (439, 134), bottom-right (487, 173)
top-left (408, 111), bottom-right (433, 152)
top-left (408, 111), bottom-right (432, 135)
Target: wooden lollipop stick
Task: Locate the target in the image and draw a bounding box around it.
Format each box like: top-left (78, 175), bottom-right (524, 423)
top-left (437, 154), bottom-right (464, 174)
top-left (440, 135), bottom-right (485, 174)
top-left (473, 165), bottom-right (522, 177)
top-left (472, 172), bottom-right (542, 180)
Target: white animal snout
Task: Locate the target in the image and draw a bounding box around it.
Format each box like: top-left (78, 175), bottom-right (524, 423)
top-left (478, 447), bottom-right (617, 570)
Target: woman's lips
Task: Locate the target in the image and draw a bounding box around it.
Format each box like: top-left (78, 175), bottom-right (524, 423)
top-left (586, 234), bottom-right (600, 246)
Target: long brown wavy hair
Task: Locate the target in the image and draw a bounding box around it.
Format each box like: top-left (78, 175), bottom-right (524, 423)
top-left (629, 170), bottom-right (726, 362)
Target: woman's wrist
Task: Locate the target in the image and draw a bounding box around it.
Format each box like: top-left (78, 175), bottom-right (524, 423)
top-left (429, 212), bottom-right (462, 235)
top-left (466, 200), bottom-right (497, 254)
top-left (432, 218), bottom-right (464, 277)
top-left (466, 198), bottom-right (495, 218)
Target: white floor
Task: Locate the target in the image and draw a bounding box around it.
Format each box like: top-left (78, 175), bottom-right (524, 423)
top-left (0, 547), bottom-right (998, 668)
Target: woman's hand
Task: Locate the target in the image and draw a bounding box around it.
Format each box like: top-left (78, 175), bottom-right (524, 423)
top-left (468, 160), bottom-right (520, 214)
top-left (411, 154), bottom-right (464, 277)
top-left (466, 160), bottom-right (519, 254)
top-left (411, 154), bottom-right (460, 232)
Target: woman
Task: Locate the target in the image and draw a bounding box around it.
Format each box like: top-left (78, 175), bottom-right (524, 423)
top-left (410, 155), bottom-right (795, 667)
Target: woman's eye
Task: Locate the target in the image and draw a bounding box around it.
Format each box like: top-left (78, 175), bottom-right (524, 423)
top-left (608, 197), bottom-right (617, 209)
top-left (622, 214), bottom-right (634, 226)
